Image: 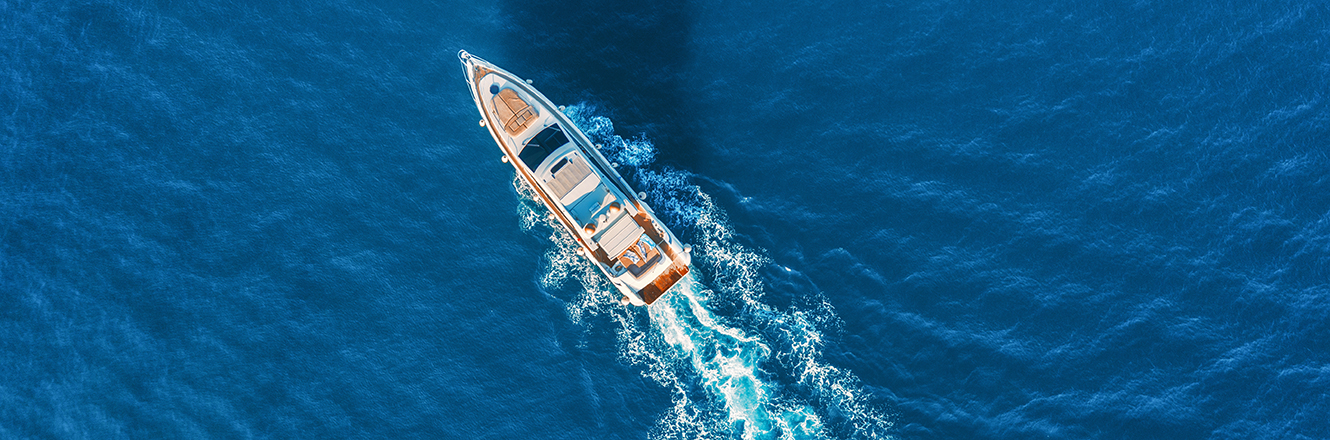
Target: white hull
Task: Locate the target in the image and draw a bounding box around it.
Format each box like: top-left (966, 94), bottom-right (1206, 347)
top-left (459, 50), bottom-right (690, 306)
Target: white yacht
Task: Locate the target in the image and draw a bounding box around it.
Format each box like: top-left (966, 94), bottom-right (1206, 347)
top-left (459, 50), bottom-right (690, 306)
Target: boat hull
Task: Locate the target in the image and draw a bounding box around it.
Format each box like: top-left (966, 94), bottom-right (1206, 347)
top-left (459, 50), bottom-right (690, 306)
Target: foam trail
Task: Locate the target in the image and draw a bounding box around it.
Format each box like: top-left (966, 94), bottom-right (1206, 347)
top-left (513, 105), bottom-right (894, 439)
top-left (648, 275), bottom-right (828, 440)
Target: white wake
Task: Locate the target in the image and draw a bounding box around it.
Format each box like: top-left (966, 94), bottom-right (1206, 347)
top-left (512, 105), bottom-right (894, 439)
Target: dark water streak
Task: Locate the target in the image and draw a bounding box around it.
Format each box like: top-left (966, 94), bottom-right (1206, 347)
top-left (499, 0), bottom-right (708, 171)
top-left (4, 0), bottom-right (1329, 439)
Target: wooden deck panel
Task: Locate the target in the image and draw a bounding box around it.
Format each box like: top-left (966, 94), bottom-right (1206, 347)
top-left (493, 88), bottom-right (537, 135)
top-left (639, 262), bottom-right (688, 305)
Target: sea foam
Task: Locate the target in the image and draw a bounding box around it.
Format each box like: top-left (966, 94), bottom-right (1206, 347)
top-left (508, 105), bottom-right (894, 439)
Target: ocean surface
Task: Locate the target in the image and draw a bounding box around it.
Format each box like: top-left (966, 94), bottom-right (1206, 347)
top-left (3, 0), bottom-right (1328, 439)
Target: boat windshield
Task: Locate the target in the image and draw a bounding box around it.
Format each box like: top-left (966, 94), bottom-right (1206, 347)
top-left (519, 125), bottom-right (570, 170)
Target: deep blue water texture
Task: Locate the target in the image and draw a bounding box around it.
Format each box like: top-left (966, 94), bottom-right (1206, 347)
top-left (3, 0), bottom-right (1329, 439)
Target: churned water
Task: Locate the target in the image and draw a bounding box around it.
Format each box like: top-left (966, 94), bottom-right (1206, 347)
top-left (3, 0), bottom-right (1328, 439)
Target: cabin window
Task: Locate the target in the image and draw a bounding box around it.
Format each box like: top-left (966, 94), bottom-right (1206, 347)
top-left (534, 125), bottom-right (569, 149)
top-left (519, 125), bottom-right (570, 170)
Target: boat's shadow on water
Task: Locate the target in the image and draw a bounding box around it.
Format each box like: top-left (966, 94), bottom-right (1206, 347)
top-left (499, 0), bottom-right (706, 171)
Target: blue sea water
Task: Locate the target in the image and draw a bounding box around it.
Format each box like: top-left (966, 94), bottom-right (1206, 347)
top-left (3, 0), bottom-right (1328, 439)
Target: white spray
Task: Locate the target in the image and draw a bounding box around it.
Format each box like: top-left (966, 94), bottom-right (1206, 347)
top-left (512, 105), bottom-right (894, 440)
